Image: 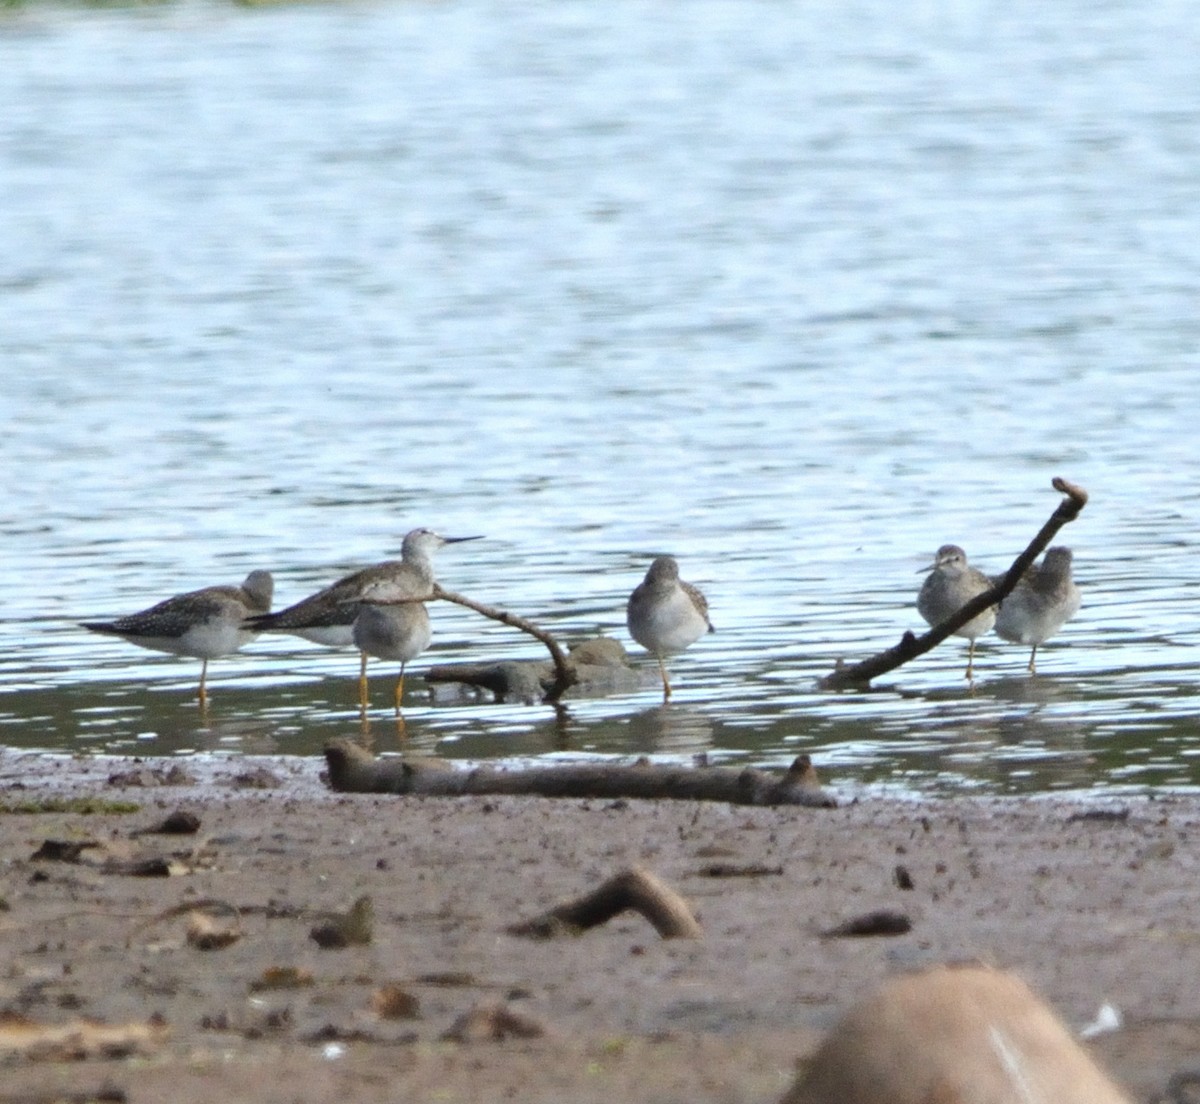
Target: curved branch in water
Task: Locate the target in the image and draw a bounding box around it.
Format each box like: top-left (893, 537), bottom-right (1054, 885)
top-left (817, 477), bottom-right (1088, 690)
top-left (430, 584), bottom-right (578, 703)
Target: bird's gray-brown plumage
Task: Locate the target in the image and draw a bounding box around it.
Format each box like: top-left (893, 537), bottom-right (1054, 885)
top-left (626, 555), bottom-right (714, 699)
top-left (81, 570), bottom-right (274, 704)
top-left (917, 544), bottom-right (995, 681)
top-left (994, 546), bottom-right (1081, 673)
top-left (352, 575), bottom-right (435, 714)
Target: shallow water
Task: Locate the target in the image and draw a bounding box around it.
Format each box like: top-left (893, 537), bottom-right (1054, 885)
top-left (2, 0), bottom-right (1199, 795)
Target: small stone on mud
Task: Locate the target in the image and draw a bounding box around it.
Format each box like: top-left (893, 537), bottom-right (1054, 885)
top-left (107, 766), bottom-right (196, 788)
top-left (186, 912), bottom-right (241, 951)
top-left (821, 909), bottom-right (913, 938)
top-left (31, 840), bottom-right (97, 863)
top-left (151, 810), bottom-right (202, 835)
top-left (442, 1002), bottom-right (549, 1043)
top-left (230, 768), bottom-right (282, 790)
top-left (310, 896), bottom-right (373, 948)
top-left (371, 984), bottom-right (420, 1020)
top-left (249, 966), bottom-right (314, 991)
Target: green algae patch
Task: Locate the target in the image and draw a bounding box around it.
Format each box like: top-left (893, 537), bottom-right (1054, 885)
top-left (0, 797), bottom-right (141, 815)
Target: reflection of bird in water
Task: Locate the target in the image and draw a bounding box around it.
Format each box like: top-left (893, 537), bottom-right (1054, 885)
top-left (994, 546), bottom-right (1081, 673)
top-left (244, 528), bottom-right (480, 709)
top-left (626, 704), bottom-right (716, 755)
top-left (917, 544), bottom-right (996, 681)
top-left (82, 570), bottom-right (274, 706)
top-left (627, 556), bottom-right (714, 700)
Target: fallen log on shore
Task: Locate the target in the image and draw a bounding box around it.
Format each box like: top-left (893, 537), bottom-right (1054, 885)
top-left (323, 739), bottom-right (837, 808)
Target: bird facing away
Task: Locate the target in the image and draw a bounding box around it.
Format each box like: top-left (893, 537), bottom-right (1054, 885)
top-left (917, 544), bottom-right (996, 681)
top-left (245, 528), bottom-right (480, 707)
top-left (81, 570), bottom-right (274, 706)
top-left (626, 555), bottom-right (714, 700)
top-left (994, 546), bottom-right (1081, 673)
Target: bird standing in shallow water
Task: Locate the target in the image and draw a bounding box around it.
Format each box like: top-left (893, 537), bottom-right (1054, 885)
top-left (351, 573), bottom-right (435, 715)
top-left (994, 546), bottom-right (1081, 673)
top-left (247, 528), bottom-right (479, 709)
top-left (626, 555), bottom-right (714, 700)
top-left (81, 570), bottom-right (274, 706)
top-left (917, 544), bottom-right (996, 681)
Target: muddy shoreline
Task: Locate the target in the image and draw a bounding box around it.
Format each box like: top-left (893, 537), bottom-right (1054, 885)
top-left (0, 750), bottom-right (1196, 1102)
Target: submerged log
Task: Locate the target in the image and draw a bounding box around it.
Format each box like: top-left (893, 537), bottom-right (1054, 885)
top-left (818, 477), bottom-right (1089, 690)
top-left (324, 740), bottom-right (837, 808)
top-left (426, 637), bottom-right (656, 703)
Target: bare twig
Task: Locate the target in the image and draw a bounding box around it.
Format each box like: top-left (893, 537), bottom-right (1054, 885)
top-left (125, 898), bottom-right (242, 949)
top-left (507, 866), bottom-right (703, 940)
top-left (818, 477), bottom-right (1088, 690)
top-left (430, 584), bottom-right (578, 702)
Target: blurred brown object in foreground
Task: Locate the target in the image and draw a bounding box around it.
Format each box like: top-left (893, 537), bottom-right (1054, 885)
top-left (781, 963), bottom-right (1131, 1104)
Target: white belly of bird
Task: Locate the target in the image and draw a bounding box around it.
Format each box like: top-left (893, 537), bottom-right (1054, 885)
top-left (633, 591), bottom-right (708, 655)
top-left (995, 590), bottom-right (1080, 645)
top-left (291, 625), bottom-right (357, 648)
top-left (131, 619), bottom-right (248, 660)
top-left (353, 605), bottom-right (433, 663)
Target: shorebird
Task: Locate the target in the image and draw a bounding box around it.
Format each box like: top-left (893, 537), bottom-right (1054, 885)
top-left (351, 576), bottom-right (434, 713)
top-left (246, 528), bottom-right (480, 706)
top-left (81, 570), bottom-right (274, 705)
top-left (917, 544), bottom-right (996, 681)
top-left (626, 555), bottom-right (714, 699)
top-left (994, 546), bottom-right (1081, 673)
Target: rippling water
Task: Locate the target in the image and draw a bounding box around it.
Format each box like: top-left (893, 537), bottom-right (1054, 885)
top-left (2, 0), bottom-right (1199, 795)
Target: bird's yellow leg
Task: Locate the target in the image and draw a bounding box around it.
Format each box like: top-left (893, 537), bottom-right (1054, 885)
top-left (394, 665), bottom-right (406, 715)
top-left (358, 653), bottom-right (370, 713)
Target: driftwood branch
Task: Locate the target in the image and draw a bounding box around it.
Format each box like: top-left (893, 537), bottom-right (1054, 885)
top-left (431, 585), bottom-right (578, 703)
top-left (818, 477), bottom-right (1089, 690)
top-left (508, 866), bottom-right (703, 940)
top-left (442, 1002), bottom-right (550, 1042)
top-left (125, 897), bottom-right (242, 950)
top-left (323, 740), bottom-right (836, 808)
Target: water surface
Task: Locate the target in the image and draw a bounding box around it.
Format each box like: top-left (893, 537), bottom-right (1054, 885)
top-left (2, 0), bottom-right (1199, 795)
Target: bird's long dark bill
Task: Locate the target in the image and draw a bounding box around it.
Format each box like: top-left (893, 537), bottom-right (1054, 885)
top-left (445, 535), bottom-right (484, 544)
